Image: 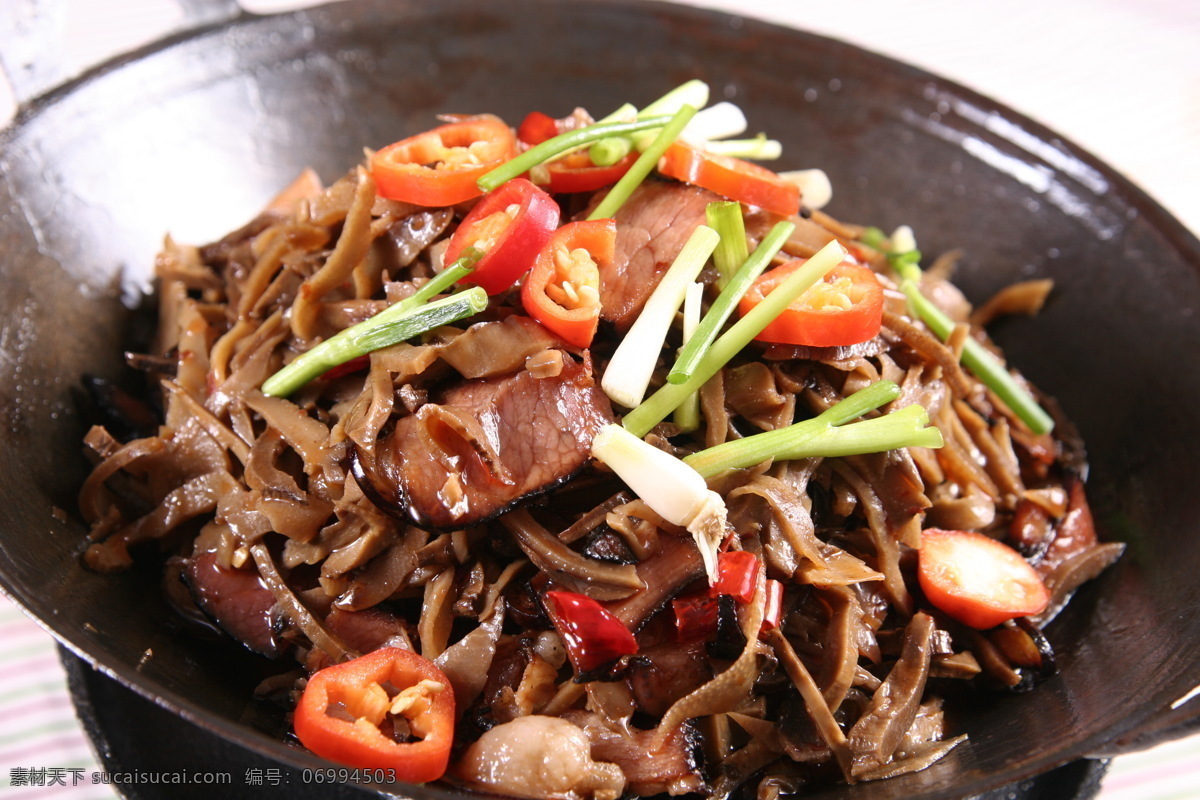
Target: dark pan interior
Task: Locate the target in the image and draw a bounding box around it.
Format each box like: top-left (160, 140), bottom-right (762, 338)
top-left (1, 1), bottom-right (1198, 798)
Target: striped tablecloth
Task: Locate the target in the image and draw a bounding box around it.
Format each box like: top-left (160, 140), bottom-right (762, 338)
top-left (1, 0), bottom-right (1197, 798)
top-left (1, 590), bottom-right (1197, 798)
top-left (1, 595), bottom-right (114, 799)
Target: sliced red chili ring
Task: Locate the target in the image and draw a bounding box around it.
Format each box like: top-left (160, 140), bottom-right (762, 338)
top-left (443, 178), bottom-right (561, 295)
top-left (292, 647), bottom-right (455, 780)
top-left (543, 150), bottom-right (638, 194)
top-left (370, 115), bottom-right (517, 207)
top-left (739, 260), bottom-right (884, 348)
top-left (521, 219), bottom-right (614, 348)
top-left (658, 140), bottom-right (800, 218)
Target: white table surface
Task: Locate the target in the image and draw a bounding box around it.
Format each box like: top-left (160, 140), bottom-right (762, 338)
top-left (1, 0), bottom-right (1197, 798)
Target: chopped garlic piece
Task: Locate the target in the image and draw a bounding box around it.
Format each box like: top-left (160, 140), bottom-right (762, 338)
top-left (779, 168), bottom-right (832, 210)
top-left (890, 224), bottom-right (917, 254)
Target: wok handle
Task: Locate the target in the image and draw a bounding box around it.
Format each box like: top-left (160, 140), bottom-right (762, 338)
top-left (1090, 689), bottom-right (1200, 757)
top-left (0, 0), bottom-right (243, 109)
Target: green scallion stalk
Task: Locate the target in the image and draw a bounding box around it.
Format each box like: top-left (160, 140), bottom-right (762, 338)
top-left (622, 238), bottom-right (847, 437)
top-left (684, 380), bottom-right (898, 476)
top-left (579, 103), bottom-right (637, 165)
top-left (477, 115), bottom-right (673, 192)
top-left (706, 200), bottom-right (750, 291)
top-left (672, 281), bottom-right (705, 433)
top-left (351, 289), bottom-right (487, 351)
top-left (589, 136), bottom-right (632, 167)
top-left (686, 403), bottom-right (943, 478)
top-left (589, 81), bottom-right (710, 166)
top-left (587, 104), bottom-right (697, 221)
top-left (859, 226), bottom-right (889, 254)
top-left (863, 225), bottom-right (1054, 435)
top-left (400, 246), bottom-right (485, 307)
top-left (890, 250), bottom-right (923, 282)
top-left (814, 379), bottom-right (903, 426)
top-left (261, 287), bottom-right (488, 397)
top-left (899, 279), bottom-right (1055, 434)
top-left (263, 248), bottom-right (482, 396)
top-left (668, 219), bottom-right (792, 384)
top-left (860, 226), bottom-right (922, 282)
top-left (682, 380), bottom-right (944, 478)
top-left (788, 405), bottom-right (943, 455)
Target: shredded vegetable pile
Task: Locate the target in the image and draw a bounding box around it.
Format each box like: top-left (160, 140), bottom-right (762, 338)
top-left (79, 81), bottom-right (1124, 798)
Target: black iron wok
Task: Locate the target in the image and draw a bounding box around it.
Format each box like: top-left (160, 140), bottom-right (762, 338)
top-left (1, 1), bottom-right (1198, 797)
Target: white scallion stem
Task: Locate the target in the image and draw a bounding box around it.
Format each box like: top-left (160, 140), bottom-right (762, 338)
top-left (639, 79), bottom-right (710, 119)
top-left (704, 135), bottom-right (782, 160)
top-left (632, 79), bottom-right (711, 151)
top-left (779, 169), bottom-right (833, 210)
top-left (680, 101), bottom-right (748, 146)
top-left (591, 424), bottom-right (726, 582)
top-left (890, 224), bottom-right (917, 255)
